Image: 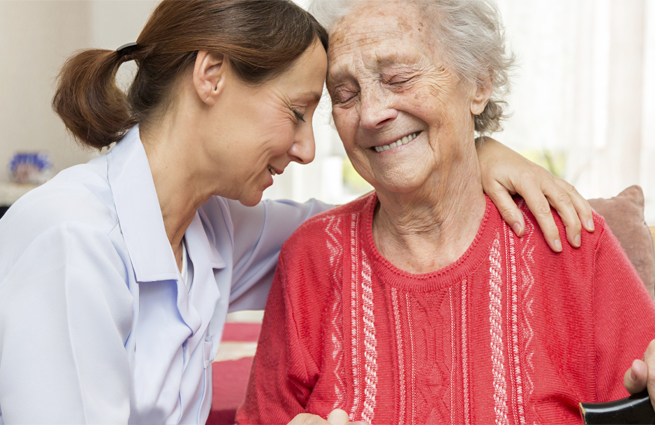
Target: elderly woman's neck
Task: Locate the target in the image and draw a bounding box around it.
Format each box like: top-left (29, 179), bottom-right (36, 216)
top-left (373, 168), bottom-right (487, 274)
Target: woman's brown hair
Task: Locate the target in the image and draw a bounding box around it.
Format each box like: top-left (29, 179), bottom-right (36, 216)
top-left (53, 0), bottom-right (329, 150)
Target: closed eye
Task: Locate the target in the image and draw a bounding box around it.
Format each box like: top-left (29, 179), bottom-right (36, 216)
top-left (331, 87), bottom-right (359, 105)
top-left (385, 75), bottom-right (415, 85)
top-left (292, 109), bottom-right (306, 123)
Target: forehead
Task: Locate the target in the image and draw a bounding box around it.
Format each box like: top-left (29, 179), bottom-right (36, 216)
top-left (328, 2), bottom-right (435, 70)
top-left (271, 40), bottom-right (327, 99)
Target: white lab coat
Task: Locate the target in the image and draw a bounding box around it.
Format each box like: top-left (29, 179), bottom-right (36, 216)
top-left (0, 127), bottom-right (330, 424)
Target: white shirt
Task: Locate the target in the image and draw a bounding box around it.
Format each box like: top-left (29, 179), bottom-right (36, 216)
top-left (0, 127), bottom-right (330, 424)
top-left (181, 239), bottom-right (190, 289)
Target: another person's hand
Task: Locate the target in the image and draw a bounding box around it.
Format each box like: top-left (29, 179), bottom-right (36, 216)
top-left (288, 409), bottom-right (369, 425)
top-left (477, 137), bottom-right (594, 252)
top-left (624, 340), bottom-right (655, 409)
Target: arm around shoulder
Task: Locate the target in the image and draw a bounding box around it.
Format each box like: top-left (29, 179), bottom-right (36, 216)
top-left (227, 198), bottom-right (332, 311)
top-left (0, 223), bottom-right (133, 424)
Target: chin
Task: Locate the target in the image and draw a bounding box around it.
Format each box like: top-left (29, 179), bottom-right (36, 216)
top-left (371, 175), bottom-right (426, 195)
top-left (239, 193), bottom-right (263, 207)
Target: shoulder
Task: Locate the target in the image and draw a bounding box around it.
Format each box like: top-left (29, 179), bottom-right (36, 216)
top-left (0, 159), bottom-right (124, 277)
top-left (280, 193), bottom-right (373, 254)
top-left (274, 195), bottom-right (373, 293)
top-left (2, 158), bottom-right (116, 233)
top-left (514, 196), bottom-right (607, 253)
top-left (0, 220), bottom-right (130, 304)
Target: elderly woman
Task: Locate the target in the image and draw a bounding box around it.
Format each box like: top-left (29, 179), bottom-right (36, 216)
top-left (236, 0), bottom-right (655, 424)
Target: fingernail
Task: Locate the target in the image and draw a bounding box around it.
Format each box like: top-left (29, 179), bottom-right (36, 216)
top-left (588, 219), bottom-right (595, 231)
top-left (631, 368), bottom-right (638, 382)
top-left (574, 235), bottom-right (581, 247)
top-left (513, 223), bottom-right (522, 235)
top-left (553, 239), bottom-right (562, 252)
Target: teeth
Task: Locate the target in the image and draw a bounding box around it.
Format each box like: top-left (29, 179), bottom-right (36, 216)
top-left (267, 166), bottom-right (277, 176)
top-left (374, 132), bottom-right (419, 153)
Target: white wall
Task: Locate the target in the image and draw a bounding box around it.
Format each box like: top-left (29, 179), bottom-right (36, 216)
top-left (89, 1), bottom-right (159, 90)
top-left (0, 1), bottom-right (95, 183)
top-left (0, 0), bottom-right (159, 183)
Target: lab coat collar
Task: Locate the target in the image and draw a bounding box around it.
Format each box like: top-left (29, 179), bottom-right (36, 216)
top-left (107, 126), bottom-right (225, 283)
top-left (186, 209), bottom-right (226, 270)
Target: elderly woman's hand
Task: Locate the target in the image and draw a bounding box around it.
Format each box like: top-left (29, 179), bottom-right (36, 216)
top-left (288, 409), bottom-right (369, 425)
top-left (624, 340), bottom-right (655, 410)
top-left (477, 137), bottom-right (594, 252)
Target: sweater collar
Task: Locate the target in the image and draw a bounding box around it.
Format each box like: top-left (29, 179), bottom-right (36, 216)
top-left (361, 193), bottom-right (501, 290)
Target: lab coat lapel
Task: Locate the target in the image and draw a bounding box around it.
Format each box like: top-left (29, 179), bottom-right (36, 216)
top-left (184, 211), bottom-right (224, 356)
top-left (107, 126), bottom-right (178, 282)
top-left (107, 126), bottom-right (200, 332)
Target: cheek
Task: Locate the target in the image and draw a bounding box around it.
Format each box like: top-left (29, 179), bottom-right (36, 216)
top-left (255, 113), bottom-right (296, 151)
top-left (332, 108), bottom-right (359, 147)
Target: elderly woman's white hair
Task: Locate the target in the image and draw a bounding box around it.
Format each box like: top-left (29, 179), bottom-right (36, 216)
top-left (309, 0), bottom-right (515, 134)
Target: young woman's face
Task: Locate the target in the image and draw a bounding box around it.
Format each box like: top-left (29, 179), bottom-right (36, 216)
top-left (211, 41), bottom-right (328, 206)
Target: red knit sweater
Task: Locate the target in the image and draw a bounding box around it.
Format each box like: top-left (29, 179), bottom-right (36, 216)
top-left (237, 194), bottom-right (655, 425)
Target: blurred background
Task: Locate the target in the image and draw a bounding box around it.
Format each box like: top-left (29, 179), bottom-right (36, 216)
top-left (0, 0), bottom-right (653, 223)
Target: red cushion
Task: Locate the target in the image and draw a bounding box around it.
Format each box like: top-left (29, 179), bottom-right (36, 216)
top-left (207, 357), bottom-right (255, 425)
top-left (207, 322), bottom-right (261, 425)
top-left (219, 322), bottom-right (262, 342)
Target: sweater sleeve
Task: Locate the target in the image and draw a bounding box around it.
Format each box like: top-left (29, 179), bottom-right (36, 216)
top-left (236, 254), bottom-right (318, 424)
top-left (593, 221), bottom-right (655, 402)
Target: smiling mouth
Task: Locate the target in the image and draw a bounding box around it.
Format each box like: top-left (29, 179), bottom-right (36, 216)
top-left (373, 132), bottom-right (420, 153)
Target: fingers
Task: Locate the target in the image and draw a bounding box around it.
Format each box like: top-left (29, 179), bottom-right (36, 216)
top-left (288, 410), bottom-right (364, 425)
top-left (553, 178), bottom-right (595, 233)
top-left (513, 176), bottom-right (562, 252)
top-left (539, 178), bottom-right (581, 249)
top-left (623, 339), bottom-right (655, 415)
top-left (486, 182), bottom-right (526, 237)
top-left (624, 359), bottom-right (648, 394)
top-left (644, 341), bottom-right (655, 410)
top-left (288, 413), bottom-right (330, 425)
top-left (327, 409), bottom-right (350, 425)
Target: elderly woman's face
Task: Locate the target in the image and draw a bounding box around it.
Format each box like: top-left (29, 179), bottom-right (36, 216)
top-left (327, 2), bottom-right (486, 194)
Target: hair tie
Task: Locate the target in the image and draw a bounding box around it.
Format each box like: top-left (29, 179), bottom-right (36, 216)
top-left (116, 42), bottom-right (139, 60)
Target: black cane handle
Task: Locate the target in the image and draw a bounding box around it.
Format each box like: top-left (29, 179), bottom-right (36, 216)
top-left (580, 390), bottom-right (655, 424)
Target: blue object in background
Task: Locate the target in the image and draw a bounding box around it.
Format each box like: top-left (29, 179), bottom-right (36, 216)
top-left (9, 152), bottom-right (53, 184)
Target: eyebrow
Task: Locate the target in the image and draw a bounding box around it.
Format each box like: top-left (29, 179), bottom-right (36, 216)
top-left (326, 67), bottom-right (351, 87)
top-left (327, 53), bottom-right (416, 84)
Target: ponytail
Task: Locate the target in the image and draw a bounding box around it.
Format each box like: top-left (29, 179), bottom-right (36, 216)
top-left (52, 49), bottom-right (137, 149)
top-left (52, 0), bottom-right (328, 150)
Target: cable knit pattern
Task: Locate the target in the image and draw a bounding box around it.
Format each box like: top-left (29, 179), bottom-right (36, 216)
top-left (349, 213), bottom-right (362, 420)
top-left (517, 200), bottom-right (538, 424)
top-left (361, 249), bottom-right (377, 424)
top-left (505, 224), bottom-right (526, 425)
top-left (489, 235), bottom-right (509, 425)
top-left (461, 278), bottom-right (471, 425)
top-left (390, 287), bottom-right (406, 424)
top-left (237, 194), bottom-right (655, 425)
top-left (325, 216), bottom-right (345, 410)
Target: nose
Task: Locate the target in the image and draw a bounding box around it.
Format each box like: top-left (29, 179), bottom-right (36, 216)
top-left (288, 123), bottom-right (316, 165)
top-left (359, 85), bottom-right (398, 130)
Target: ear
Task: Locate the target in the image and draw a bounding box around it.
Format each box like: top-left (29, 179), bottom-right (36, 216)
top-left (470, 73), bottom-right (493, 116)
top-left (193, 50), bottom-right (227, 106)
